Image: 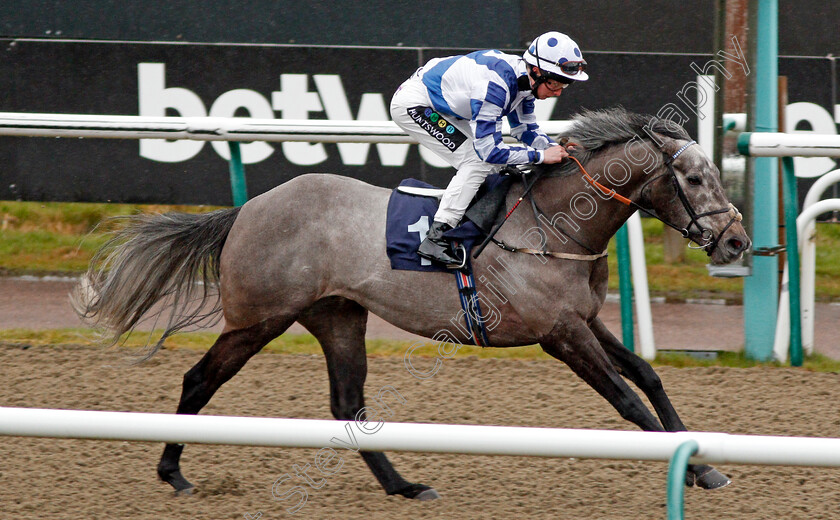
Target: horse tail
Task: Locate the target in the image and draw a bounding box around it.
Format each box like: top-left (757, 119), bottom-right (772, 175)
top-left (71, 207), bottom-right (242, 360)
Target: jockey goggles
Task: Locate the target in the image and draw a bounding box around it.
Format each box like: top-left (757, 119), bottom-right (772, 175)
top-left (557, 60), bottom-right (587, 75)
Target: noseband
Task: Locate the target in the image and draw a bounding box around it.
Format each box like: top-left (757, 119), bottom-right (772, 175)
top-left (645, 141), bottom-right (742, 255)
top-left (575, 140), bottom-right (742, 256)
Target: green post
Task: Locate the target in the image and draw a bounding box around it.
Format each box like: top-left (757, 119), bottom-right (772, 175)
top-left (616, 223), bottom-right (634, 352)
top-left (782, 156), bottom-right (803, 366)
top-left (667, 440), bottom-right (699, 520)
top-left (742, 0), bottom-right (779, 361)
top-left (228, 142), bottom-right (248, 207)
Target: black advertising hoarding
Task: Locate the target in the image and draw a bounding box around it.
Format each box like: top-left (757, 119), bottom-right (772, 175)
top-left (0, 40), bottom-right (425, 204)
top-left (0, 39), bottom-right (837, 205)
top-left (0, 1), bottom-right (522, 49)
top-left (778, 56), bottom-right (840, 207)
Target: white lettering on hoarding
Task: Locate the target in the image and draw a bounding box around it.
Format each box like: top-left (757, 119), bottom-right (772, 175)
top-left (209, 89), bottom-right (275, 163)
top-left (138, 64), bottom-right (418, 168)
top-left (785, 102), bottom-right (839, 178)
top-left (271, 73), bottom-right (327, 165)
top-left (312, 74), bottom-right (411, 166)
top-left (138, 63), bottom-right (206, 163)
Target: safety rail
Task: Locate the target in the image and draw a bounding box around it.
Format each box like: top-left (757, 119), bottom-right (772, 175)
top-left (798, 170), bottom-right (840, 354)
top-left (739, 132), bottom-right (840, 157)
top-left (3, 407), bottom-right (840, 520)
top-left (0, 112), bottom-right (574, 143)
top-left (773, 198), bottom-right (840, 362)
top-left (737, 132), bottom-right (840, 365)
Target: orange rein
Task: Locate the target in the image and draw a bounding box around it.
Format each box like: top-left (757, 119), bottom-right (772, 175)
top-left (567, 155), bottom-right (632, 206)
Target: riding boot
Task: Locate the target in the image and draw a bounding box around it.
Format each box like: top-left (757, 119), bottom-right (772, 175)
top-left (417, 221), bottom-right (463, 267)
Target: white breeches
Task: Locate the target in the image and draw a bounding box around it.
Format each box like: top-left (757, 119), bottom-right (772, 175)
top-left (390, 75), bottom-right (500, 227)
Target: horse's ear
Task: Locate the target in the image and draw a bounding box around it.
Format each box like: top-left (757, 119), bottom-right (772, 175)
top-left (644, 130), bottom-right (677, 156)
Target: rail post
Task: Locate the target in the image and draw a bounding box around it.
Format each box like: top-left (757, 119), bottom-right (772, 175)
top-left (780, 156), bottom-right (802, 365)
top-left (227, 142), bottom-right (248, 206)
top-left (666, 440), bottom-right (699, 520)
top-left (741, 0), bottom-right (779, 361)
top-left (616, 223), bottom-right (635, 352)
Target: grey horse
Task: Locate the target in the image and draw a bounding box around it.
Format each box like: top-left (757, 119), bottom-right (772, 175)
top-left (73, 107), bottom-right (750, 501)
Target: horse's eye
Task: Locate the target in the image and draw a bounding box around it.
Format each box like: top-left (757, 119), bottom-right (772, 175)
top-left (687, 175), bottom-right (702, 186)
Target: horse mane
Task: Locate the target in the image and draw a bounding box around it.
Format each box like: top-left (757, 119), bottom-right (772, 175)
top-left (546, 106), bottom-right (691, 177)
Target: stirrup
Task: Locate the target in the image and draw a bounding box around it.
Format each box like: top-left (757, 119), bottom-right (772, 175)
top-left (446, 244), bottom-right (467, 270)
top-left (418, 242), bottom-right (467, 270)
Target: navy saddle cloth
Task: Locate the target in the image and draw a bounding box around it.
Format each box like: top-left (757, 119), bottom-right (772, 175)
top-left (385, 174), bottom-right (512, 272)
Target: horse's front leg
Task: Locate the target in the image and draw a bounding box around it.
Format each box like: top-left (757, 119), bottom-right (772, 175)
top-left (589, 317), bottom-right (730, 489)
top-left (539, 314), bottom-right (666, 433)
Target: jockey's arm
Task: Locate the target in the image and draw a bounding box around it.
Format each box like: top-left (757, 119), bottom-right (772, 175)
top-left (470, 97), bottom-right (557, 167)
top-left (505, 99), bottom-right (567, 164)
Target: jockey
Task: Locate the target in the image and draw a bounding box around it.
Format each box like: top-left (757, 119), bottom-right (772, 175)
top-left (390, 31), bottom-right (589, 267)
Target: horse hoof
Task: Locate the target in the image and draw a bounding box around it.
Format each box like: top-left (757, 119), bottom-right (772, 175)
top-left (174, 486), bottom-right (195, 496)
top-left (393, 483), bottom-right (440, 501)
top-left (159, 468), bottom-right (196, 495)
top-left (695, 467), bottom-right (731, 490)
top-left (413, 488), bottom-right (441, 501)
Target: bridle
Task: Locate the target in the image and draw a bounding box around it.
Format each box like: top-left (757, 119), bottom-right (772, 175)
top-left (571, 140), bottom-right (743, 256)
top-left (475, 139), bottom-right (743, 261)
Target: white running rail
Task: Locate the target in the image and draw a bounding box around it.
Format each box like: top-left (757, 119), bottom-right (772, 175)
top-left (3, 407), bottom-right (840, 468)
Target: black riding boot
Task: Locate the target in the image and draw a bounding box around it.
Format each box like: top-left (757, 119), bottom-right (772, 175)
top-left (417, 221), bottom-right (463, 267)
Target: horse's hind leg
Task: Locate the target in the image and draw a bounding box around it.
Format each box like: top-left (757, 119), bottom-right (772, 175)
top-left (297, 296), bottom-right (440, 501)
top-left (589, 317), bottom-right (730, 489)
top-left (157, 315), bottom-right (295, 494)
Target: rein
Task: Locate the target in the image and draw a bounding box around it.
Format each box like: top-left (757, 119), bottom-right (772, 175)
top-left (477, 139), bottom-right (742, 261)
top-left (571, 141), bottom-right (742, 256)
top-left (482, 168), bottom-right (608, 261)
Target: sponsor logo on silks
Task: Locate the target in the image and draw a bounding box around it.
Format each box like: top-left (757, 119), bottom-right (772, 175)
top-left (407, 105), bottom-right (467, 152)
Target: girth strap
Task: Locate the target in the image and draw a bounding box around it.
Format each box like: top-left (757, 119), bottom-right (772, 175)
top-left (492, 240), bottom-right (609, 261)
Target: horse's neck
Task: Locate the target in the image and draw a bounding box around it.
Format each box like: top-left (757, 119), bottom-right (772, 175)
top-left (518, 153), bottom-right (651, 253)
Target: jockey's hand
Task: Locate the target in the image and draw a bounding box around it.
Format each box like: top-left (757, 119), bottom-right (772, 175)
top-left (541, 145), bottom-right (569, 164)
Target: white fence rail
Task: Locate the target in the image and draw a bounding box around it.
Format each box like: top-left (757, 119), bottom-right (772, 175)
top-left (739, 132), bottom-right (840, 158)
top-left (2, 406), bottom-right (840, 468)
top-left (798, 170), bottom-right (840, 353)
top-left (0, 112), bottom-right (575, 144)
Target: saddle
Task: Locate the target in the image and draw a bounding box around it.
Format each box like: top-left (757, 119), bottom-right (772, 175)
top-left (385, 172), bottom-right (516, 272)
top-left (395, 172), bottom-right (516, 234)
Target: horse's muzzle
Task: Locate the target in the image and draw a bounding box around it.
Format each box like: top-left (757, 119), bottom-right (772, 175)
top-left (724, 235), bottom-right (750, 257)
top-left (708, 229), bottom-right (751, 264)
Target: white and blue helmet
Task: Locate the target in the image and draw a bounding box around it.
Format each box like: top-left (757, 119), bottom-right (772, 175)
top-left (524, 31), bottom-right (589, 82)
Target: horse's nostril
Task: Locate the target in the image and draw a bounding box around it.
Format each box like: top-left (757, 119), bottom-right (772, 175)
top-left (726, 238), bottom-right (745, 253)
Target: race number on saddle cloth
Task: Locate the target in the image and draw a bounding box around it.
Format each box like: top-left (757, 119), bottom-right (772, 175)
top-left (385, 179), bottom-right (479, 273)
top-left (385, 175), bottom-right (511, 273)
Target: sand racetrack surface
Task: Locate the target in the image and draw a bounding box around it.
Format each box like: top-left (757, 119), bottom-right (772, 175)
top-left (2, 344), bottom-right (840, 519)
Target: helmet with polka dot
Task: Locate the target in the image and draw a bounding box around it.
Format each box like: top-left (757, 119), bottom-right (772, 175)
top-left (523, 31), bottom-right (588, 82)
